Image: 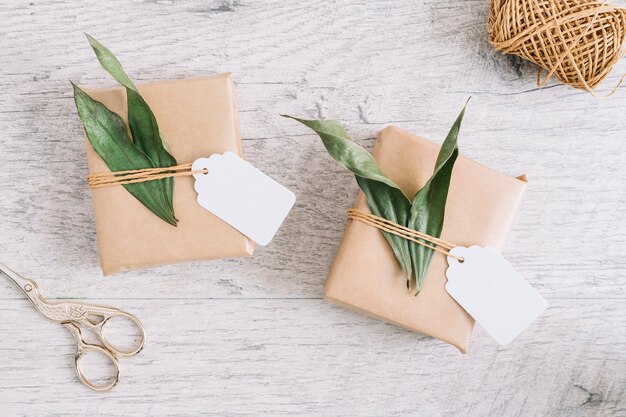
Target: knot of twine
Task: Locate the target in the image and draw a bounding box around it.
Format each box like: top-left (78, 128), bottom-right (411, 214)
top-left (87, 163), bottom-right (206, 188)
top-left (488, 0), bottom-right (626, 93)
top-left (347, 209), bottom-right (463, 261)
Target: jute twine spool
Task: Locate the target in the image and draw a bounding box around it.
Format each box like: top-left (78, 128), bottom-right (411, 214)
top-left (488, 0), bottom-right (626, 93)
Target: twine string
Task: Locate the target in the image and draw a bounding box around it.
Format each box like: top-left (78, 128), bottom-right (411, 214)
top-left (91, 170), bottom-right (461, 262)
top-left (89, 169), bottom-right (464, 261)
top-left (488, 0), bottom-right (626, 94)
top-left (87, 163), bottom-right (206, 188)
top-left (347, 209), bottom-right (463, 261)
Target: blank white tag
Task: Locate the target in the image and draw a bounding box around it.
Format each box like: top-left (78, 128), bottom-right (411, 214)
top-left (445, 246), bottom-right (547, 345)
top-left (192, 152), bottom-right (296, 246)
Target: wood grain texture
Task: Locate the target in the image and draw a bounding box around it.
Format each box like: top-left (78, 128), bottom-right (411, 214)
top-left (0, 299), bottom-right (624, 417)
top-left (0, 0), bottom-right (624, 416)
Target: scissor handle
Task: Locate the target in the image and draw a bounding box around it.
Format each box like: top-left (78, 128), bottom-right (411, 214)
top-left (74, 343), bottom-right (121, 392)
top-left (63, 322), bottom-right (121, 392)
top-left (70, 308), bottom-right (147, 357)
top-left (57, 300), bottom-right (146, 357)
top-left (93, 310), bottom-right (147, 357)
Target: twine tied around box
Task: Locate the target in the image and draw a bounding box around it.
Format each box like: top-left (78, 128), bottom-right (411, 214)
top-left (488, 0), bottom-right (626, 94)
top-left (87, 163), bottom-right (206, 188)
top-left (347, 208), bottom-right (464, 262)
top-left (90, 167), bottom-right (464, 261)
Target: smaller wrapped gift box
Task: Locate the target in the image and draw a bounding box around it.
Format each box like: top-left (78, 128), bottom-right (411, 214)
top-left (84, 73), bottom-right (254, 275)
top-left (324, 126), bottom-right (528, 352)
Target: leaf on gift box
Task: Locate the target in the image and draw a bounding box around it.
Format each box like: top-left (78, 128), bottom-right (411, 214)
top-left (284, 103), bottom-right (466, 294)
top-left (282, 115), bottom-right (413, 281)
top-left (280, 116), bottom-right (400, 189)
top-left (356, 176), bottom-right (413, 285)
top-left (72, 83), bottom-right (177, 226)
top-left (86, 34), bottom-right (177, 220)
top-left (408, 103), bottom-right (465, 293)
top-left (125, 90), bottom-right (177, 219)
top-left (84, 34), bottom-right (136, 91)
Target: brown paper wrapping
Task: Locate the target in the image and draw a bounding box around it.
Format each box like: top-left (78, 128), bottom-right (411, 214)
top-left (84, 73), bottom-right (254, 275)
top-left (324, 126), bottom-right (528, 352)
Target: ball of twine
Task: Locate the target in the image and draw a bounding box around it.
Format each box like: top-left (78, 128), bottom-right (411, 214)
top-left (488, 0), bottom-right (626, 94)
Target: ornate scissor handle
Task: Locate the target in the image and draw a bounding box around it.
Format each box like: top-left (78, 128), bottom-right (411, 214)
top-left (62, 308), bottom-right (146, 392)
top-left (62, 303), bottom-right (147, 357)
top-left (63, 322), bottom-right (121, 392)
top-left (75, 343), bottom-right (121, 392)
top-left (85, 310), bottom-right (147, 357)
top-left (0, 263), bottom-right (146, 392)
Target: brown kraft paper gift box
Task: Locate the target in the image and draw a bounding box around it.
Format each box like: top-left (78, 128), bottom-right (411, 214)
top-left (83, 73), bottom-right (254, 275)
top-left (324, 125), bottom-right (528, 352)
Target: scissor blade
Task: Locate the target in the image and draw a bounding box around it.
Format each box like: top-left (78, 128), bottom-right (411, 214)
top-left (0, 262), bottom-right (38, 298)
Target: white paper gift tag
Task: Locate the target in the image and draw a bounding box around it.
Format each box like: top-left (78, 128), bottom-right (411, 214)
top-left (445, 246), bottom-right (547, 345)
top-left (192, 152), bottom-right (296, 246)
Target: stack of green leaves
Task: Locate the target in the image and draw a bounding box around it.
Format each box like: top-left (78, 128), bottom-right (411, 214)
top-left (283, 104), bottom-right (466, 293)
top-left (73, 34), bottom-right (178, 226)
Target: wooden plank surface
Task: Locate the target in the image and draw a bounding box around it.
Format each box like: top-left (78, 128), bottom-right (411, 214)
top-left (0, 298), bottom-right (624, 417)
top-left (0, 0), bottom-right (624, 416)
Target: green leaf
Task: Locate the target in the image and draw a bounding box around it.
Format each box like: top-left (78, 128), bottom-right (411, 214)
top-left (281, 115), bottom-right (400, 189)
top-left (126, 89), bottom-right (177, 217)
top-left (283, 114), bottom-right (413, 282)
top-left (284, 102), bottom-right (467, 294)
top-left (85, 34), bottom-right (137, 92)
top-left (407, 103), bottom-right (466, 293)
top-left (86, 34), bottom-right (177, 219)
top-left (72, 83), bottom-right (177, 226)
top-left (356, 176), bottom-right (413, 284)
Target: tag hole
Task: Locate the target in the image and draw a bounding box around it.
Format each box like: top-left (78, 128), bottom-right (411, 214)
top-left (458, 257), bottom-right (465, 263)
top-left (202, 168), bottom-right (208, 174)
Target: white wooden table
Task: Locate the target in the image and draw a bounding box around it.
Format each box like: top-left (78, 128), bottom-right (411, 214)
top-left (1, 1), bottom-right (625, 416)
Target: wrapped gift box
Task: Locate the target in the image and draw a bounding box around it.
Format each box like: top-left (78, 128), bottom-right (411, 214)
top-left (324, 125), bottom-right (528, 352)
top-left (83, 73), bottom-right (254, 275)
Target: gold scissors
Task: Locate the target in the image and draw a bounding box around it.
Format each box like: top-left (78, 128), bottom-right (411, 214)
top-left (0, 262), bottom-right (146, 392)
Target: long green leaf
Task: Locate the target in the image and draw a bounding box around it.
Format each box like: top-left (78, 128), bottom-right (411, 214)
top-left (72, 83), bottom-right (177, 226)
top-left (284, 104), bottom-right (466, 294)
top-left (126, 89), bottom-right (177, 217)
top-left (356, 176), bottom-right (413, 284)
top-left (283, 114), bottom-right (413, 282)
top-left (85, 34), bottom-right (137, 92)
top-left (281, 115), bottom-right (400, 189)
top-left (86, 34), bottom-right (177, 218)
top-left (407, 104), bottom-right (466, 292)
